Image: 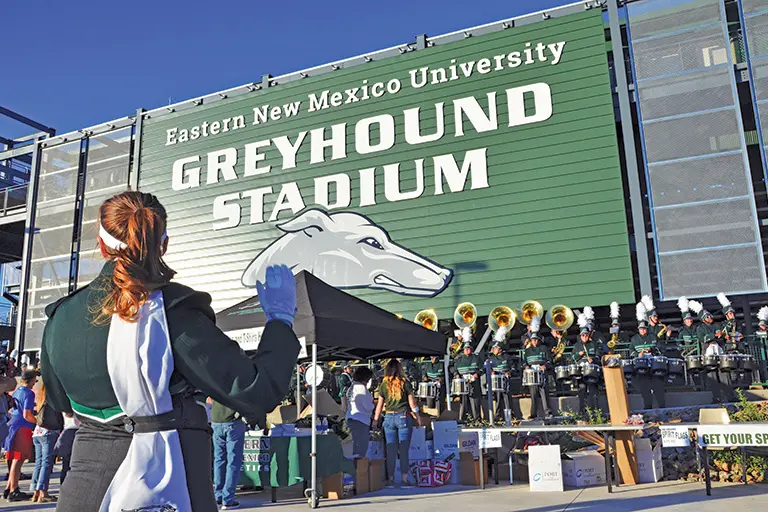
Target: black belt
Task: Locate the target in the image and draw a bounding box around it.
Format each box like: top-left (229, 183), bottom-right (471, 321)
top-left (122, 396), bottom-right (210, 434)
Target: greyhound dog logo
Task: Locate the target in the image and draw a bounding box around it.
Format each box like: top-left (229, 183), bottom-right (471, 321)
top-left (241, 208), bottom-right (453, 297)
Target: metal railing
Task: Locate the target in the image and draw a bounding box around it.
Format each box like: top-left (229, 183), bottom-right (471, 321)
top-left (0, 303), bottom-right (14, 327)
top-left (0, 183), bottom-right (28, 217)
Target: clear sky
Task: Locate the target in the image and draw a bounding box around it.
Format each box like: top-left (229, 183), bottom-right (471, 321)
top-left (2, 0), bottom-right (577, 139)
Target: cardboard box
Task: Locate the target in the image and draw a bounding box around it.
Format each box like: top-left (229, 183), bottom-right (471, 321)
top-left (369, 460), bottom-right (384, 492)
top-left (322, 472), bottom-right (344, 499)
top-left (433, 420), bottom-right (460, 460)
top-left (355, 458), bottom-right (370, 495)
top-left (409, 427), bottom-right (429, 460)
top-left (496, 462), bottom-right (511, 483)
top-left (459, 452), bottom-right (489, 486)
top-left (635, 438), bottom-right (663, 483)
top-left (425, 440), bottom-right (434, 459)
top-left (366, 440), bottom-right (385, 460)
top-left (562, 451), bottom-right (606, 488)
top-left (528, 445), bottom-right (563, 492)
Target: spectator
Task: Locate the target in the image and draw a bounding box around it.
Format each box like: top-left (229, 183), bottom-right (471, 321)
top-left (211, 399), bottom-right (246, 510)
top-left (3, 369), bottom-right (37, 502)
top-left (0, 379), bottom-right (13, 450)
top-left (373, 359), bottom-right (422, 489)
top-left (337, 363), bottom-right (354, 410)
top-left (345, 367), bottom-right (374, 459)
top-left (54, 413), bottom-right (79, 485)
top-left (31, 382), bottom-right (63, 503)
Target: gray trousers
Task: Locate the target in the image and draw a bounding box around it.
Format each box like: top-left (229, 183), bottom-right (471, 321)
top-left (57, 399), bottom-right (216, 512)
top-left (347, 419), bottom-right (370, 459)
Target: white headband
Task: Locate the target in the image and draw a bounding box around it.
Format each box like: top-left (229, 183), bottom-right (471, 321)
top-left (98, 222), bottom-right (167, 251)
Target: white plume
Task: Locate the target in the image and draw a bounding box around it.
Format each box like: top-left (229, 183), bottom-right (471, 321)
top-left (636, 302), bottom-right (647, 322)
top-left (689, 300), bottom-right (703, 314)
top-left (493, 325), bottom-right (508, 342)
top-left (530, 316), bottom-right (541, 333)
top-left (454, 329), bottom-right (462, 338)
top-left (758, 306), bottom-right (768, 322)
top-left (577, 312), bottom-right (588, 329)
top-left (610, 302), bottom-right (620, 320)
top-left (716, 293), bottom-right (730, 308)
top-left (641, 295), bottom-right (655, 313)
top-left (461, 327), bottom-right (472, 343)
top-left (677, 296), bottom-right (689, 314)
top-left (583, 306), bottom-right (595, 321)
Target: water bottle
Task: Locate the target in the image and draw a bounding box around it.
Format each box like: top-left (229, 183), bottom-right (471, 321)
top-left (504, 409), bottom-right (512, 427)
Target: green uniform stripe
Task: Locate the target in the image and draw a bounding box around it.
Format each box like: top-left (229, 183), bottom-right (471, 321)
top-left (70, 398), bottom-right (125, 422)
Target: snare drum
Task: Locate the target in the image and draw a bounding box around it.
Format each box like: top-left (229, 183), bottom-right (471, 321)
top-left (417, 382), bottom-right (437, 399)
top-left (667, 358), bottom-right (685, 376)
top-left (451, 377), bottom-right (468, 396)
top-left (634, 356), bottom-right (652, 375)
top-left (651, 356), bottom-right (668, 377)
top-left (555, 365), bottom-right (571, 382)
top-left (719, 354), bottom-right (739, 371)
top-left (491, 374), bottom-right (507, 392)
top-left (522, 367), bottom-right (545, 387)
top-left (581, 363), bottom-right (602, 384)
top-left (568, 363), bottom-right (583, 380)
top-left (685, 355), bottom-right (703, 373)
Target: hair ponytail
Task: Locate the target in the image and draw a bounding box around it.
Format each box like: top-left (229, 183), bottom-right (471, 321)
top-left (96, 191), bottom-right (176, 323)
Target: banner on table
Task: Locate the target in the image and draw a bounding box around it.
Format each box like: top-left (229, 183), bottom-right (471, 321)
top-left (660, 426), bottom-right (691, 448)
top-left (698, 424), bottom-right (768, 447)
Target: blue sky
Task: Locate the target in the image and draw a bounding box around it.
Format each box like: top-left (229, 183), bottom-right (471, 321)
top-left (2, 0), bottom-right (577, 138)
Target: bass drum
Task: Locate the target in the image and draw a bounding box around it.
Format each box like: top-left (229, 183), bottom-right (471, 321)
top-left (634, 357), bottom-right (652, 375)
top-left (491, 374), bottom-right (507, 392)
top-left (451, 377), bottom-right (468, 396)
top-left (555, 365), bottom-right (571, 383)
top-left (522, 368), bottom-right (544, 387)
top-left (417, 382), bottom-right (437, 399)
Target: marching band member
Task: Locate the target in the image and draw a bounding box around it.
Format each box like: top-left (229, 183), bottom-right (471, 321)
top-left (583, 307), bottom-right (606, 346)
top-left (675, 297), bottom-right (698, 344)
top-left (606, 302), bottom-right (621, 354)
top-left (549, 328), bottom-right (567, 363)
top-left (631, 302), bottom-right (665, 409)
top-left (521, 323), bottom-right (533, 348)
top-left (454, 340), bottom-right (482, 422)
top-left (523, 319), bottom-right (552, 419)
top-left (689, 300), bottom-right (728, 403)
top-left (642, 295), bottom-right (670, 341)
top-left (572, 327), bottom-right (603, 413)
top-left (756, 306), bottom-right (768, 343)
top-left (488, 343), bottom-right (513, 421)
top-left (422, 356), bottom-right (446, 414)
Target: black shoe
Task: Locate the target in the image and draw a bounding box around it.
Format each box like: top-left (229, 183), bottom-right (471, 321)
top-left (2, 489), bottom-right (8, 499)
top-left (222, 501), bottom-right (240, 510)
top-left (7, 489), bottom-right (31, 502)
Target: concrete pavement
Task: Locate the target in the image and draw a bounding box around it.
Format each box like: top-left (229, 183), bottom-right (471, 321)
top-left (1, 462), bottom-right (766, 511)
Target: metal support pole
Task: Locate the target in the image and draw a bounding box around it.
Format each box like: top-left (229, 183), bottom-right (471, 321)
top-left (296, 364), bottom-right (301, 418)
top-left (603, 431), bottom-right (613, 493)
top-left (310, 343), bottom-right (318, 508)
top-left (742, 447), bottom-right (747, 485)
top-left (444, 355), bottom-right (452, 411)
top-left (479, 450), bottom-right (485, 490)
top-left (485, 359), bottom-right (494, 425)
top-left (703, 447), bottom-right (711, 496)
top-left (607, 0), bottom-right (653, 297)
top-left (129, 109), bottom-right (144, 190)
top-left (14, 138), bottom-right (42, 358)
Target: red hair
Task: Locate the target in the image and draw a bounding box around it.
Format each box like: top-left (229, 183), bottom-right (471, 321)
top-left (96, 191), bottom-right (175, 323)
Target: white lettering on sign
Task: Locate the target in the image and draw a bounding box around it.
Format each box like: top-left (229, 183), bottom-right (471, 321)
top-left (161, 38), bottom-right (569, 230)
top-left (660, 426), bottom-right (691, 448)
top-left (478, 429), bottom-right (503, 449)
top-left (698, 424), bottom-right (768, 447)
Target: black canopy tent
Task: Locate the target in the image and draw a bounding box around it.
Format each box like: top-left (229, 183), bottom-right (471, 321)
top-left (216, 271), bottom-right (447, 508)
top-left (216, 270), bottom-right (447, 360)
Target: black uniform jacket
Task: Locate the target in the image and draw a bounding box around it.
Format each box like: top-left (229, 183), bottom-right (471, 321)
top-left (40, 261), bottom-right (300, 421)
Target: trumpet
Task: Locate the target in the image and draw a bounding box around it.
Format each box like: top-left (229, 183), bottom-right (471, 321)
top-left (489, 306), bottom-right (516, 334)
top-left (414, 309), bottom-right (438, 331)
top-left (519, 300), bottom-right (544, 325)
top-left (453, 302), bottom-right (477, 329)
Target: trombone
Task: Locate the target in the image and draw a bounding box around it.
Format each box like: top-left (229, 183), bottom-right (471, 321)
top-left (414, 309), bottom-right (438, 331)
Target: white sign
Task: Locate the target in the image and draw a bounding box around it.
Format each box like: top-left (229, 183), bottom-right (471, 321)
top-left (698, 424), bottom-right (768, 447)
top-left (528, 445), bottom-right (563, 492)
top-left (226, 329), bottom-right (307, 359)
top-left (660, 426), bottom-right (691, 448)
top-left (477, 429), bottom-right (503, 449)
